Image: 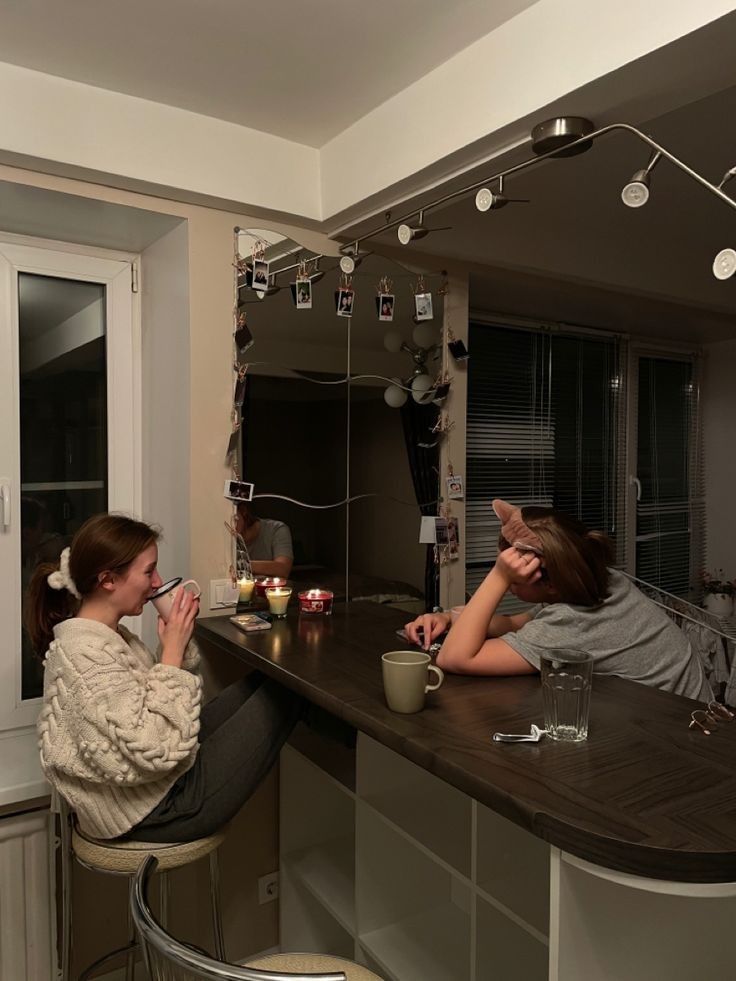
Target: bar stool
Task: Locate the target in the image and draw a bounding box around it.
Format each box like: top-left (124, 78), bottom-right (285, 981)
top-left (58, 797), bottom-right (226, 981)
top-left (133, 855), bottom-right (385, 980)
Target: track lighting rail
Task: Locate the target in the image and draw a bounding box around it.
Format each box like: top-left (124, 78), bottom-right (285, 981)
top-left (338, 122), bottom-right (736, 255)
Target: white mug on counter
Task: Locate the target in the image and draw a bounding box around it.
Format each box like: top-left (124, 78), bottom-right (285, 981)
top-left (382, 650), bottom-right (444, 714)
top-left (149, 577), bottom-right (201, 621)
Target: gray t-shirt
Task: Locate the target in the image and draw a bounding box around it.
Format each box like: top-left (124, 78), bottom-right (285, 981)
top-left (503, 570), bottom-right (713, 702)
top-left (247, 519), bottom-right (293, 562)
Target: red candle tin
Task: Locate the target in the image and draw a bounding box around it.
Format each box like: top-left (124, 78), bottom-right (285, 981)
top-left (298, 588), bottom-right (334, 615)
top-left (255, 576), bottom-right (288, 598)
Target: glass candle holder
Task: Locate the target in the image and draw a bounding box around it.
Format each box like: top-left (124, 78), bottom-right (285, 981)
top-left (298, 589), bottom-right (334, 615)
top-left (255, 576), bottom-right (287, 598)
top-left (238, 578), bottom-right (255, 604)
top-left (266, 586), bottom-right (292, 618)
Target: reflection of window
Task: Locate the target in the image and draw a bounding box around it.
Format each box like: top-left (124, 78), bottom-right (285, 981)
top-left (635, 355), bottom-right (702, 597)
top-left (465, 322), bottom-right (623, 597)
top-left (466, 323), bottom-right (705, 604)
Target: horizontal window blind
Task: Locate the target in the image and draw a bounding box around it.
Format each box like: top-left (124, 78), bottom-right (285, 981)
top-left (635, 354), bottom-right (704, 599)
top-left (465, 322), bottom-right (625, 602)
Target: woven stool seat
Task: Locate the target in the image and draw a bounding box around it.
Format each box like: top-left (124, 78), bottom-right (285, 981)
top-left (245, 952), bottom-right (383, 980)
top-left (72, 823), bottom-right (226, 874)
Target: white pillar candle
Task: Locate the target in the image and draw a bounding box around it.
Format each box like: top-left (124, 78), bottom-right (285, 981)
top-left (266, 587), bottom-right (292, 616)
top-left (238, 578), bottom-right (255, 602)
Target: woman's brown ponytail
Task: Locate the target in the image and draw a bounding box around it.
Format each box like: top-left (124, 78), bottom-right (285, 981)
top-left (25, 560), bottom-right (80, 657)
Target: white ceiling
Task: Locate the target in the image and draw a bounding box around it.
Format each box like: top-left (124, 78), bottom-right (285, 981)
top-left (0, 0), bottom-right (538, 147)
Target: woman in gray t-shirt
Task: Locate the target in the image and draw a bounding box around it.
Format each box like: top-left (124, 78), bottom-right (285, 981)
top-left (405, 501), bottom-right (711, 702)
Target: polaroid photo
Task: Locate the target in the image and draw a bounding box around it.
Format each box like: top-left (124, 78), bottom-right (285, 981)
top-left (414, 292), bottom-right (434, 321)
top-left (377, 293), bottom-right (395, 322)
top-left (448, 338), bottom-right (469, 362)
top-left (294, 278), bottom-right (312, 310)
top-left (233, 374), bottom-right (247, 407)
top-left (225, 430), bottom-right (240, 461)
top-left (447, 475), bottom-right (464, 500)
top-left (434, 517), bottom-right (449, 546)
top-left (252, 258), bottom-right (269, 290)
top-left (419, 515), bottom-right (437, 544)
top-left (234, 322), bottom-right (254, 353)
top-left (447, 517), bottom-right (460, 559)
top-left (223, 479), bottom-right (254, 502)
top-left (336, 288), bottom-right (355, 318)
top-left (433, 381), bottom-right (451, 404)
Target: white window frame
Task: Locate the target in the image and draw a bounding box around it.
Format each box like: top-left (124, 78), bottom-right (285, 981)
top-left (0, 236), bottom-right (141, 735)
top-left (624, 339), bottom-right (702, 584)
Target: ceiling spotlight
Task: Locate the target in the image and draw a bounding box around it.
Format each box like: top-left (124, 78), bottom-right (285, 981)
top-left (718, 165), bottom-right (736, 195)
top-left (397, 210), bottom-right (451, 245)
top-left (475, 176), bottom-right (529, 212)
top-left (713, 248), bottom-right (736, 280)
top-left (621, 150), bottom-right (662, 208)
top-left (398, 219), bottom-right (428, 245)
top-left (338, 242), bottom-right (368, 274)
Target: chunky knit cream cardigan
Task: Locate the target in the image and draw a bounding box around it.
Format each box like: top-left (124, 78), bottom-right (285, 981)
top-left (37, 618), bottom-right (202, 839)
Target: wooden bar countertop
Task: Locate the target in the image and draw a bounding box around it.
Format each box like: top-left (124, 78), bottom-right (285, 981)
top-left (196, 602), bottom-right (736, 883)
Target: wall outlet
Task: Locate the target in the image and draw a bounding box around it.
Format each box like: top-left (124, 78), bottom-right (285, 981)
top-left (258, 871), bottom-right (279, 904)
top-left (209, 579), bottom-right (239, 609)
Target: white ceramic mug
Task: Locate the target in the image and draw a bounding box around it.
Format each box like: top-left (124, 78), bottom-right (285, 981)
top-left (381, 650), bottom-right (444, 714)
top-left (150, 577), bottom-right (201, 621)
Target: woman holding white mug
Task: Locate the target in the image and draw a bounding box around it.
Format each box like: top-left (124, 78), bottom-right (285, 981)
top-left (29, 513), bottom-right (301, 843)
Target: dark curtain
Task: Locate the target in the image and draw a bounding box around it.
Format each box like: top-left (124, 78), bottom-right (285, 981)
top-left (400, 399), bottom-right (440, 611)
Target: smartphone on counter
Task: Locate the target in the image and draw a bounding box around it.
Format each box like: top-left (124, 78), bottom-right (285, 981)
top-left (230, 613), bottom-right (272, 632)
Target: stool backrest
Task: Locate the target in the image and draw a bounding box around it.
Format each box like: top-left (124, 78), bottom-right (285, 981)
top-left (131, 855), bottom-right (347, 981)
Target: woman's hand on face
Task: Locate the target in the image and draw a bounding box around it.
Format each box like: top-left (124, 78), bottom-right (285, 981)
top-left (494, 546), bottom-right (543, 588)
top-left (404, 611), bottom-right (452, 650)
top-left (158, 590), bottom-right (200, 667)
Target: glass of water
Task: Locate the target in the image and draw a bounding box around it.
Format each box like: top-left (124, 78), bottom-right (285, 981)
top-left (540, 649), bottom-right (593, 742)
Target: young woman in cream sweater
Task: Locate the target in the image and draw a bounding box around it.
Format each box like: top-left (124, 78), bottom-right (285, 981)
top-left (30, 513), bottom-right (300, 841)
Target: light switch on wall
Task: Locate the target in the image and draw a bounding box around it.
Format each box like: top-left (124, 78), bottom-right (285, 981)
top-left (209, 579), bottom-right (239, 608)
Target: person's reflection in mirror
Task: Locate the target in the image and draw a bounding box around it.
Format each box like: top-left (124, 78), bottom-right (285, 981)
top-left (234, 502), bottom-right (293, 579)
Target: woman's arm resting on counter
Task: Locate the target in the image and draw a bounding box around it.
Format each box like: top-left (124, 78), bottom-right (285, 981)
top-left (436, 549), bottom-right (541, 676)
top-left (250, 554), bottom-right (293, 578)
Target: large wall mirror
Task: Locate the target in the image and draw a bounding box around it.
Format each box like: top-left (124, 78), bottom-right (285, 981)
top-left (236, 229), bottom-right (446, 615)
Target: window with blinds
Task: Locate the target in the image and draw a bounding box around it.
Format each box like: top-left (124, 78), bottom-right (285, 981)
top-left (465, 321), bottom-right (626, 599)
top-left (634, 354), bottom-right (704, 599)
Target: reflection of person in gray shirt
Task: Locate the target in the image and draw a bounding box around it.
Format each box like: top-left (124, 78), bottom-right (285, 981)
top-left (235, 503), bottom-right (293, 578)
top-left (406, 502), bottom-right (711, 703)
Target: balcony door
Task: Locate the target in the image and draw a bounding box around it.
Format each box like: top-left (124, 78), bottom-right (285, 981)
top-left (0, 240), bottom-right (139, 732)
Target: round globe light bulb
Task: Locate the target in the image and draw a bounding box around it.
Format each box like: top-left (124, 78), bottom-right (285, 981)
top-left (339, 255), bottom-right (355, 275)
top-left (412, 323), bottom-right (437, 349)
top-left (475, 187), bottom-right (494, 212)
top-left (383, 329), bottom-right (404, 353)
top-left (411, 373), bottom-right (435, 404)
top-left (621, 180), bottom-right (649, 208)
top-left (397, 224), bottom-right (413, 246)
top-left (713, 247), bottom-right (736, 280)
top-left (384, 383), bottom-right (408, 408)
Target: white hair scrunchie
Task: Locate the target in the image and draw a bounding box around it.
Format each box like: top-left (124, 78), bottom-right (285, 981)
top-left (47, 547), bottom-right (81, 600)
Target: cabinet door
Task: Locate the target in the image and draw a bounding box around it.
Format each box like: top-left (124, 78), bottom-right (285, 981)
top-left (0, 242), bottom-right (137, 731)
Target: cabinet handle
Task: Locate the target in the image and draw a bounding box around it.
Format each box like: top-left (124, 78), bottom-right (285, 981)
top-left (0, 482), bottom-right (10, 529)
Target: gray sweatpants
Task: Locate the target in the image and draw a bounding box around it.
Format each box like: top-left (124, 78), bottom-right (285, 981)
top-left (124, 673), bottom-right (302, 842)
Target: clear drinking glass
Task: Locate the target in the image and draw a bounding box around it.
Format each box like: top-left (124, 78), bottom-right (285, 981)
top-left (540, 649), bottom-right (593, 742)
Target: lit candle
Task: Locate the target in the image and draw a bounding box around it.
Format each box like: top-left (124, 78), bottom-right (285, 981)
top-left (298, 588), bottom-right (334, 615)
top-left (266, 586), bottom-right (292, 618)
top-left (238, 578), bottom-right (255, 603)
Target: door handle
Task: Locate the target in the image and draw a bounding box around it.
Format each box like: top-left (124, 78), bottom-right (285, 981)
top-left (0, 482), bottom-right (10, 529)
top-left (629, 475), bottom-right (642, 503)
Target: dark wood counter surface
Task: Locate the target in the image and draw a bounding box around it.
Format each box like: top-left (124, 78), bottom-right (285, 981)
top-left (196, 602), bottom-right (736, 883)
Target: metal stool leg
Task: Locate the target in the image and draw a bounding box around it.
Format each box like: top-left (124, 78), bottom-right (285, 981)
top-left (209, 849), bottom-right (226, 960)
top-left (125, 893), bottom-right (136, 981)
top-left (59, 809), bottom-right (73, 981)
top-left (160, 869), bottom-right (169, 928)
